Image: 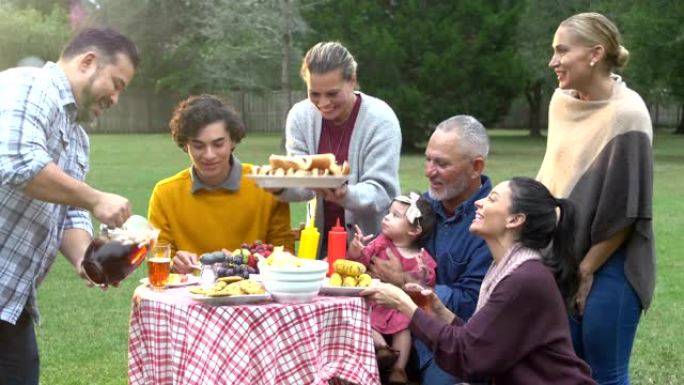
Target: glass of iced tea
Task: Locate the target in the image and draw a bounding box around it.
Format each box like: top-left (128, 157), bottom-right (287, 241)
top-left (405, 285), bottom-right (431, 313)
top-left (147, 244), bottom-right (171, 290)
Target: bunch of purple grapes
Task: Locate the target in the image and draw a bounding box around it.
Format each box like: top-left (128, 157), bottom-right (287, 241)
top-left (199, 251), bottom-right (256, 279)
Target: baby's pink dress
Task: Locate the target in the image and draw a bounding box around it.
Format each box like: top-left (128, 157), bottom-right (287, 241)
top-left (348, 234), bottom-right (436, 334)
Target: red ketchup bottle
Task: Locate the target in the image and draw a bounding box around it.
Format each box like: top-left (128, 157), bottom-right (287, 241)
top-left (327, 218), bottom-right (347, 277)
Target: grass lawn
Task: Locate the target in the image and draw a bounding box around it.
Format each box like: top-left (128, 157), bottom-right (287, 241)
top-left (35, 130), bottom-right (683, 384)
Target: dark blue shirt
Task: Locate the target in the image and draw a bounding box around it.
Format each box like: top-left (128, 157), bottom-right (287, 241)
top-left (416, 175), bottom-right (493, 369)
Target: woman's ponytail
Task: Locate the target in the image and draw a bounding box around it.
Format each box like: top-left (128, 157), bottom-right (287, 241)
top-left (509, 177), bottom-right (581, 311)
top-left (549, 198), bottom-right (580, 310)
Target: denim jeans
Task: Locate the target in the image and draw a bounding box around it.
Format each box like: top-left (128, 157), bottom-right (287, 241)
top-left (421, 358), bottom-right (460, 385)
top-left (570, 246), bottom-right (641, 385)
top-left (0, 310), bottom-right (39, 385)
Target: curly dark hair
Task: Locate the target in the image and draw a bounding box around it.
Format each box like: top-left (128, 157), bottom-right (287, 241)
top-left (169, 94), bottom-right (246, 151)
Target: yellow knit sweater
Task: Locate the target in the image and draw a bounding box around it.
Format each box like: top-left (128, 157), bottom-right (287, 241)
top-left (147, 165), bottom-right (294, 255)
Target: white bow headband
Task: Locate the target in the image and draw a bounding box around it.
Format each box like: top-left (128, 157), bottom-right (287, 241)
top-left (394, 192), bottom-right (422, 225)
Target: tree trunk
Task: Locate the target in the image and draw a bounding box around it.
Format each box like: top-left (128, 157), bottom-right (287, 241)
top-left (675, 103), bottom-right (684, 134)
top-left (525, 79), bottom-right (543, 137)
top-left (279, 0), bottom-right (292, 150)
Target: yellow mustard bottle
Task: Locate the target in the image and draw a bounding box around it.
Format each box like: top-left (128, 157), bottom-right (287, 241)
top-left (297, 221), bottom-right (320, 259)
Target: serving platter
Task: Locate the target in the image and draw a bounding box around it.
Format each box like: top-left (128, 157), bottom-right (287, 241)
top-left (139, 274), bottom-right (200, 288)
top-left (319, 278), bottom-right (379, 296)
top-left (248, 175), bottom-right (347, 189)
top-left (189, 292), bottom-right (271, 306)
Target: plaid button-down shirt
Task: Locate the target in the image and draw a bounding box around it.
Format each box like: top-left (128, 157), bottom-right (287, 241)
top-left (0, 62), bottom-right (93, 325)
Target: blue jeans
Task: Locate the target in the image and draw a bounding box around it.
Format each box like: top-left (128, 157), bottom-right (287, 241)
top-left (420, 359), bottom-right (460, 385)
top-left (0, 310), bottom-right (39, 385)
top-left (570, 247), bottom-right (641, 385)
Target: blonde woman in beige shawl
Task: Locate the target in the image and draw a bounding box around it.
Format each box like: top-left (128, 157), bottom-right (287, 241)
top-left (539, 12), bottom-right (655, 385)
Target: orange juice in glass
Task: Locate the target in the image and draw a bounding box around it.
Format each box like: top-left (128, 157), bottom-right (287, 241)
top-left (147, 244), bottom-right (171, 290)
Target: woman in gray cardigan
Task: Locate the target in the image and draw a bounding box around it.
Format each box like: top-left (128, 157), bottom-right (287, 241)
top-left (277, 41), bottom-right (401, 257)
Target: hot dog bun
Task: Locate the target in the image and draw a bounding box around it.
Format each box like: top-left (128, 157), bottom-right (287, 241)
top-left (307, 153), bottom-right (335, 171)
top-left (269, 153), bottom-right (336, 172)
top-left (258, 153), bottom-right (350, 177)
top-left (269, 154), bottom-right (312, 171)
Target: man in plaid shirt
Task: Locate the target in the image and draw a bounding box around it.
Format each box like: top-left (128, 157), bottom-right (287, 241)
top-left (0, 28), bottom-right (139, 385)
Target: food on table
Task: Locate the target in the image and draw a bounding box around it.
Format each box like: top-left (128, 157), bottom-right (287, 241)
top-left (239, 279), bottom-right (267, 295)
top-left (343, 276), bottom-right (357, 287)
top-left (198, 251), bottom-right (251, 279)
top-left (199, 251), bottom-right (226, 265)
top-left (189, 278), bottom-right (265, 297)
top-left (328, 259), bottom-right (373, 288)
top-left (333, 259), bottom-right (366, 276)
top-left (263, 247), bottom-right (304, 268)
top-left (259, 254), bottom-right (328, 304)
top-left (166, 273), bottom-right (190, 285)
top-left (198, 241), bottom-right (274, 278)
top-left (329, 273), bottom-right (343, 286)
top-left (232, 240), bottom-right (274, 269)
top-left (357, 273), bottom-right (372, 287)
top-left (217, 275), bottom-right (243, 283)
top-left (251, 153), bottom-right (351, 177)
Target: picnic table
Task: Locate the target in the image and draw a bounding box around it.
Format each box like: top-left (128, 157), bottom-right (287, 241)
top-left (128, 285), bottom-right (381, 385)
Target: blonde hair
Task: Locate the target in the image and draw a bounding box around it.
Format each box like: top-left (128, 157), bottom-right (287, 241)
top-left (300, 41), bottom-right (357, 82)
top-left (560, 12), bottom-right (630, 69)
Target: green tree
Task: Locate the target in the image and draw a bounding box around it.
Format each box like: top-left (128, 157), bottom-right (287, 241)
top-left (620, 0), bottom-right (684, 133)
top-left (0, 3), bottom-right (70, 70)
top-left (2, 0), bottom-right (69, 15)
top-left (300, 0), bottom-right (526, 150)
top-left (516, 0), bottom-right (571, 137)
top-left (94, 0), bottom-right (306, 94)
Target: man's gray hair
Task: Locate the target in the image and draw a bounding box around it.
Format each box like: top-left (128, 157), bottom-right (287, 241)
top-left (435, 115), bottom-right (489, 159)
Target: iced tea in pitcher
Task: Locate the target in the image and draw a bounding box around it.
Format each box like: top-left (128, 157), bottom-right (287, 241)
top-left (81, 215), bottom-right (159, 286)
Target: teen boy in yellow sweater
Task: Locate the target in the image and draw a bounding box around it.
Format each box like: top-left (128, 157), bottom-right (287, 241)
top-left (147, 94), bottom-right (294, 273)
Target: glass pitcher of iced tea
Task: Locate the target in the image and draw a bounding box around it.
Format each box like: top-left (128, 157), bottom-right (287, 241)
top-left (81, 215), bottom-right (160, 286)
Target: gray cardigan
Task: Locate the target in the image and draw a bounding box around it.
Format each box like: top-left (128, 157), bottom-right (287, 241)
top-left (280, 92), bottom-right (402, 247)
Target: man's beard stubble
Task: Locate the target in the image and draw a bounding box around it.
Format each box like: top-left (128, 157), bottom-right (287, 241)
top-left (76, 72), bottom-right (99, 127)
top-left (428, 172), bottom-right (470, 202)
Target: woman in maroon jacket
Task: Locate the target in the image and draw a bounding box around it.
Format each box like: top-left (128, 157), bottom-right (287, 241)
top-left (362, 177), bottom-right (596, 385)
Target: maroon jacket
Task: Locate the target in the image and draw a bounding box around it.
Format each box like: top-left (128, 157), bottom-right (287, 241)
top-left (410, 260), bottom-right (596, 385)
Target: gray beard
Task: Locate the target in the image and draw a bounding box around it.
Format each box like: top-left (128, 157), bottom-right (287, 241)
top-left (428, 175), bottom-right (469, 202)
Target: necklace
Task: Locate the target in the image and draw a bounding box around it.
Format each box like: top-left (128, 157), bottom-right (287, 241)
top-left (324, 95), bottom-right (359, 159)
top-left (326, 119), bottom-right (350, 160)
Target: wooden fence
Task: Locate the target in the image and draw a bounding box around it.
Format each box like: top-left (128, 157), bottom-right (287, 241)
top-left (95, 89), bottom-right (682, 134)
top-left (95, 89), bottom-right (306, 134)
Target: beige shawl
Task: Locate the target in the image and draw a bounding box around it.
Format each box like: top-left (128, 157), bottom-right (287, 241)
top-left (537, 75), bottom-right (655, 309)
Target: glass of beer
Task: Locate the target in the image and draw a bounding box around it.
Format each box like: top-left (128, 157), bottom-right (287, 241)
top-left (147, 244), bottom-right (171, 290)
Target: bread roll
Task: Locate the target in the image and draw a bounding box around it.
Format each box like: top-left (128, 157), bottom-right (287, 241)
top-left (308, 153), bottom-right (335, 171)
top-left (261, 153), bottom-right (350, 177)
top-left (341, 161), bottom-right (351, 176)
top-left (269, 154), bottom-right (311, 171)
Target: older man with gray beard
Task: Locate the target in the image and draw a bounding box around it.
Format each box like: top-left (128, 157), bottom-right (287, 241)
top-left (370, 115), bottom-right (492, 385)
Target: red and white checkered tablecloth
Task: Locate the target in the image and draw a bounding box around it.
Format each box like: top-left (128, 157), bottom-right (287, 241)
top-left (128, 286), bottom-right (380, 385)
